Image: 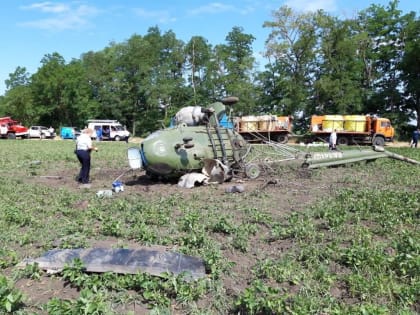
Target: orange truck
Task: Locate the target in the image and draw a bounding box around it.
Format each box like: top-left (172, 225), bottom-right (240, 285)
top-left (235, 115), bottom-right (293, 144)
top-left (309, 114), bottom-right (394, 146)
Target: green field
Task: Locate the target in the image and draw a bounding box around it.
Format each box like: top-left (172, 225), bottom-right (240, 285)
top-left (0, 140), bottom-right (419, 314)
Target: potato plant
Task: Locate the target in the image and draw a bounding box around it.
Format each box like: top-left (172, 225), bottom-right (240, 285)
top-left (0, 140), bottom-right (418, 314)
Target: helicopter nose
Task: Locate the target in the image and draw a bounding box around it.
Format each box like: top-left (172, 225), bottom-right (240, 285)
top-left (141, 142), bottom-right (173, 175)
top-left (154, 141), bottom-right (168, 155)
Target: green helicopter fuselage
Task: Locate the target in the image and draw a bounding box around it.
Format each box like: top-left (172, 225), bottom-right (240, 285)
top-left (140, 123), bottom-right (248, 178)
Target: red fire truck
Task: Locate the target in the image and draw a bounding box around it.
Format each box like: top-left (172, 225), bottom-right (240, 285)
top-left (0, 117), bottom-right (29, 139)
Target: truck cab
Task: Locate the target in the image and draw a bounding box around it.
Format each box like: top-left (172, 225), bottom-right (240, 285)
top-left (370, 117), bottom-right (394, 141)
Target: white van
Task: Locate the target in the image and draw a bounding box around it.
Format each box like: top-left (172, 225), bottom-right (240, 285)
top-left (87, 119), bottom-right (130, 141)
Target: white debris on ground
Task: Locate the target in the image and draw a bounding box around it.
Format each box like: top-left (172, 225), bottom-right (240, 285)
top-left (178, 173), bottom-right (209, 188)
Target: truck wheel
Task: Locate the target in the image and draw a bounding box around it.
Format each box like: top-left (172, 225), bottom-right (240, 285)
top-left (8, 133), bottom-right (16, 140)
top-left (373, 136), bottom-right (385, 147)
top-left (337, 137), bottom-right (348, 145)
top-left (276, 134), bottom-right (288, 144)
top-left (114, 135), bottom-right (121, 141)
top-left (41, 133), bottom-right (46, 139)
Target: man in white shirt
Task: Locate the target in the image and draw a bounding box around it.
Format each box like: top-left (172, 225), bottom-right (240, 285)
top-left (329, 129), bottom-right (337, 150)
top-left (75, 128), bottom-right (98, 184)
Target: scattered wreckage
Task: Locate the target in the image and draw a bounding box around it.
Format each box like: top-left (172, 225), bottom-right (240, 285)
top-left (127, 97), bottom-right (420, 188)
top-left (18, 246), bottom-right (206, 281)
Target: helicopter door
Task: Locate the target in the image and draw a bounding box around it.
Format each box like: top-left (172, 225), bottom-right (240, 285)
top-left (127, 147), bottom-right (142, 170)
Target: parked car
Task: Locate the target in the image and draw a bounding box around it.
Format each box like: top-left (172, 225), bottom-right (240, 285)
top-left (60, 127), bottom-right (81, 139)
top-left (28, 126), bottom-right (55, 139)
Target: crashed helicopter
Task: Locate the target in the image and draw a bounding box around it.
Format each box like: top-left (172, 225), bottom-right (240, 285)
top-left (128, 97), bottom-right (250, 184)
top-left (127, 97), bottom-right (420, 185)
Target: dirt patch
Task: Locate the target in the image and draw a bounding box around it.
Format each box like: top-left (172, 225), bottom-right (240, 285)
top-left (10, 151), bottom-right (415, 314)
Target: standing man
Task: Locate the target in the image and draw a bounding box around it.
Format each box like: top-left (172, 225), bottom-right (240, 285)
top-left (329, 129), bottom-right (337, 150)
top-left (411, 128), bottom-right (420, 148)
top-left (75, 128), bottom-right (98, 184)
top-left (48, 126), bottom-right (55, 138)
top-left (96, 126), bottom-right (102, 142)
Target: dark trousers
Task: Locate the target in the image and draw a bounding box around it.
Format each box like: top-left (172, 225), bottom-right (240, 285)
top-left (76, 150), bottom-right (91, 183)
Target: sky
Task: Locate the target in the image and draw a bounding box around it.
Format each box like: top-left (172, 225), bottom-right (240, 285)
top-left (0, 0), bottom-right (418, 96)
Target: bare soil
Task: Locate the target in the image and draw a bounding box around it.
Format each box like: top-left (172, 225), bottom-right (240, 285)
top-left (8, 141), bottom-right (416, 314)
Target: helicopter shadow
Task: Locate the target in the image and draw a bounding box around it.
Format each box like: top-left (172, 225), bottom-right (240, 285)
top-left (124, 173), bottom-right (178, 187)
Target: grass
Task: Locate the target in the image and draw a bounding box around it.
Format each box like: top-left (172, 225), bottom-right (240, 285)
top-left (0, 140), bottom-right (419, 314)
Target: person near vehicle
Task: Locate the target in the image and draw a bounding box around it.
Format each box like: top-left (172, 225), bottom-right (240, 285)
top-left (329, 129), bottom-right (337, 150)
top-left (96, 126), bottom-right (102, 142)
top-left (48, 126), bottom-right (55, 137)
top-left (102, 126), bottom-right (110, 139)
top-left (411, 128), bottom-right (420, 148)
top-left (75, 128), bottom-right (98, 184)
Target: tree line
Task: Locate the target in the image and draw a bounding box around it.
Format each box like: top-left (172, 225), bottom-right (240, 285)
top-left (0, 1), bottom-right (418, 138)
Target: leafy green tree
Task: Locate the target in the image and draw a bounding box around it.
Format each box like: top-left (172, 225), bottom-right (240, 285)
top-left (2, 1), bottom-right (416, 137)
top-left (358, 0), bottom-right (407, 125)
top-left (82, 43), bottom-right (130, 126)
top-left (184, 36), bottom-right (214, 106)
top-left (399, 13), bottom-right (420, 127)
top-left (30, 53), bottom-right (67, 124)
top-left (114, 34), bottom-right (155, 136)
top-left (0, 85), bottom-right (34, 125)
top-left (117, 28), bottom-right (187, 135)
top-left (5, 66), bottom-right (30, 89)
top-left (60, 59), bottom-right (99, 127)
top-left (314, 14), bottom-right (366, 114)
top-left (262, 6), bottom-right (318, 120)
top-left (30, 53), bottom-right (95, 128)
top-left (216, 27), bottom-right (257, 115)
top-left (0, 67), bottom-right (36, 124)
top-left (143, 28), bottom-right (188, 127)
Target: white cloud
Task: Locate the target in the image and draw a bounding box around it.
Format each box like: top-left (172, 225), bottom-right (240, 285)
top-left (188, 1), bottom-right (259, 17)
top-left (19, 2), bottom-right (99, 31)
top-left (188, 2), bottom-right (236, 15)
top-left (284, 0), bottom-right (337, 12)
top-left (20, 15), bottom-right (85, 31)
top-left (21, 2), bottom-right (70, 14)
top-left (133, 8), bottom-right (176, 24)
